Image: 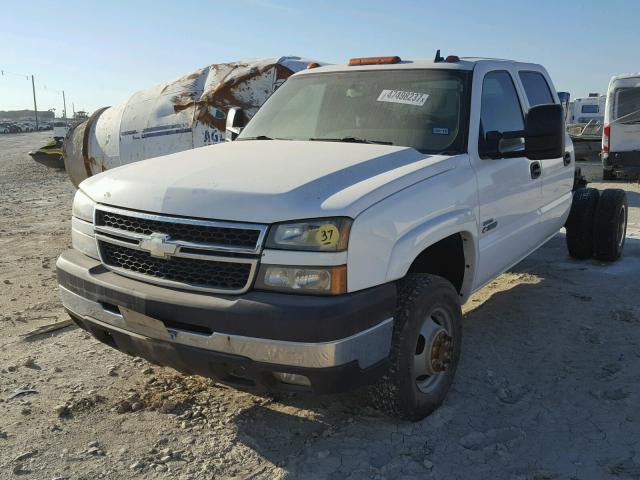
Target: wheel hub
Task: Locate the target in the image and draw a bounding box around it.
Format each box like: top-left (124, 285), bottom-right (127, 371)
top-left (414, 308), bottom-right (455, 394)
top-left (429, 330), bottom-right (453, 373)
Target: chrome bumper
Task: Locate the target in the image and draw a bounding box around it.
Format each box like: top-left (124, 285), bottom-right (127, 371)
top-left (60, 286), bottom-right (393, 370)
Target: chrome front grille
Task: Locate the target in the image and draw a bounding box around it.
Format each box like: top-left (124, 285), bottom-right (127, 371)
top-left (95, 209), bottom-right (261, 249)
top-left (93, 206), bottom-right (267, 293)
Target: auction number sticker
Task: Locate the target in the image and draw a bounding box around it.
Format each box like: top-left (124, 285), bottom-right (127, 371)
top-left (315, 224), bottom-right (340, 247)
top-left (377, 90), bottom-right (429, 106)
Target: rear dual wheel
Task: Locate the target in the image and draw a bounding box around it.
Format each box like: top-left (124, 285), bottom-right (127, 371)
top-left (566, 188), bottom-right (599, 259)
top-left (593, 189), bottom-right (628, 261)
top-left (566, 188), bottom-right (628, 261)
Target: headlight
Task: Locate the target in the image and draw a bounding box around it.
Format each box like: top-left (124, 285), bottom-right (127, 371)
top-left (71, 190), bottom-right (98, 259)
top-left (256, 265), bottom-right (347, 295)
top-left (72, 217), bottom-right (99, 260)
top-left (266, 218), bottom-right (352, 251)
top-left (72, 189), bottom-right (96, 222)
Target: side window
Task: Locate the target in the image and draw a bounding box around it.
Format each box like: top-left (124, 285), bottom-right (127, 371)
top-left (519, 71), bottom-right (554, 106)
top-left (479, 71), bottom-right (524, 155)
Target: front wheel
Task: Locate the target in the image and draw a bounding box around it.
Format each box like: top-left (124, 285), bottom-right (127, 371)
top-left (370, 274), bottom-right (462, 421)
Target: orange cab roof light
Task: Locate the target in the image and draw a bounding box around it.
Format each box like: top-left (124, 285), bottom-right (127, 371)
top-left (307, 62), bottom-right (320, 69)
top-left (348, 56), bottom-right (401, 66)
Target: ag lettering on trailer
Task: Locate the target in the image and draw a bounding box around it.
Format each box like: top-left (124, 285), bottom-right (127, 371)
top-left (377, 90), bottom-right (429, 106)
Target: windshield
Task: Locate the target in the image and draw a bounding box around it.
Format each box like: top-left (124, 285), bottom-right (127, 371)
top-left (239, 69), bottom-right (470, 154)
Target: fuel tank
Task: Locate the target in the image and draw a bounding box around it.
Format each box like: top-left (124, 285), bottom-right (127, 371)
top-left (64, 56), bottom-right (316, 187)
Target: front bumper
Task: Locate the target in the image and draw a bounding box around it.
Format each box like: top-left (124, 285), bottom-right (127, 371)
top-left (56, 250), bottom-right (396, 393)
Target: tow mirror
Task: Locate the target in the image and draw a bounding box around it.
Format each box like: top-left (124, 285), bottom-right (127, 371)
top-left (480, 130), bottom-right (525, 159)
top-left (225, 107), bottom-right (245, 142)
top-left (481, 131), bottom-right (503, 159)
top-left (480, 104), bottom-right (564, 160)
top-left (524, 103), bottom-right (564, 160)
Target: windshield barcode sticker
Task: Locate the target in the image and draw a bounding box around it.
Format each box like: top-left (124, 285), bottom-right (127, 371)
top-left (377, 90), bottom-right (429, 106)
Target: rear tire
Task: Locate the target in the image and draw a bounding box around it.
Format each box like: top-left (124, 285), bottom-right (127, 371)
top-left (566, 188), bottom-right (600, 259)
top-left (593, 189), bottom-right (628, 261)
top-left (603, 168), bottom-right (616, 181)
top-left (369, 274), bottom-right (462, 421)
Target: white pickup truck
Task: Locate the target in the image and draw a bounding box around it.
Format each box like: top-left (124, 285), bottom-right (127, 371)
top-left (57, 54), bottom-right (628, 420)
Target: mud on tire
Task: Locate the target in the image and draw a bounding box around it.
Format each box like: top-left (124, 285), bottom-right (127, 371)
top-left (369, 274), bottom-right (462, 421)
top-left (566, 188), bottom-right (600, 259)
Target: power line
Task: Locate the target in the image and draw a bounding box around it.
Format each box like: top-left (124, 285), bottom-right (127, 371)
top-left (0, 69), bottom-right (30, 80)
top-left (1, 67), bottom-right (71, 118)
top-left (1, 69), bottom-right (62, 93)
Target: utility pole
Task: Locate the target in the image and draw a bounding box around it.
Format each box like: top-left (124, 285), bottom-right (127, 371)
top-left (72, 102), bottom-right (75, 118)
top-left (31, 75), bottom-right (39, 130)
top-left (62, 90), bottom-right (67, 120)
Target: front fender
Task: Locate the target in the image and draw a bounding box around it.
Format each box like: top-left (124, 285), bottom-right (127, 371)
top-left (386, 210), bottom-right (478, 298)
top-left (346, 156), bottom-right (478, 294)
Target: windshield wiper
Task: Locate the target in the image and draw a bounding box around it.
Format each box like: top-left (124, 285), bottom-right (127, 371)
top-left (435, 150), bottom-right (459, 155)
top-left (237, 135), bottom-right (274, 141)
top-left (309, 136), bottom-right (393, 146)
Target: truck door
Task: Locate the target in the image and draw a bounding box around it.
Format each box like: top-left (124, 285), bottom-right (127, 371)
top-left (518, 70), bottom-right (573, 239)
top-left (470, 69), bottom-right (545, 289)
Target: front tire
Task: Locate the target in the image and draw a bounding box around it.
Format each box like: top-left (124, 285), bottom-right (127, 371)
top-left (370, 274), bottom-right (462, 421)
top-left (566, 188), bottom-right (600, 259)
top-left (593, 189), bottom-right (628, 261)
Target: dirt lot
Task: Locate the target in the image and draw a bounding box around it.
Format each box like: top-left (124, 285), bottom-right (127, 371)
top-left (1, 131), bottom-right (639, 480)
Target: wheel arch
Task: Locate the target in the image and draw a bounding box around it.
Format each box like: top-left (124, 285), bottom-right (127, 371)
top-left (385, 209), bottom-right (477, 300)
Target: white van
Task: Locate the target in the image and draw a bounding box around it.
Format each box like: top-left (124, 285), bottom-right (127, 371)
top-left (602, 73), bottom-right (640, 179)
top-left (53, 121), bottom-right (69, 140)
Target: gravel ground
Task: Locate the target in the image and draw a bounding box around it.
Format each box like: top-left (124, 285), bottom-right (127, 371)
top-left (1, 132), bottom-right (639, 480)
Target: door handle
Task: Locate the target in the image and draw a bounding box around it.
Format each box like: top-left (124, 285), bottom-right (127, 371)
top-left (530, 161), bottom-right (542, 179)
top-left (563, 153), bottom-right (572, 166)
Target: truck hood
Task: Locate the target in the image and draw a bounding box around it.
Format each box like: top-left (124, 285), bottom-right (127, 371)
top-left (80, 140), bottom-right (458, 223)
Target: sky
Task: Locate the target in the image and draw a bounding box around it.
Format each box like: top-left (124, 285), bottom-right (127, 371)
top-left (1, 0), bottom-right (639, 115)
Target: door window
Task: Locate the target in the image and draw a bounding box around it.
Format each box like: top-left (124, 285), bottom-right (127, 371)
top-left (479, 71), bottom-right (524, 155)
top-left (519, 71), bottom-right (554, 106)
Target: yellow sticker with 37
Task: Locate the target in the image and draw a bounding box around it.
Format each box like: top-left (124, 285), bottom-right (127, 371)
top-left (315, 224), bottom-right (340, 247)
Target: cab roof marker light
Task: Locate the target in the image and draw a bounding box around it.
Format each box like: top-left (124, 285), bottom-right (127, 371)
top-left (307, 62), bottom-right (320, 69)
top-left (348, 56), bottom-right (401, 66)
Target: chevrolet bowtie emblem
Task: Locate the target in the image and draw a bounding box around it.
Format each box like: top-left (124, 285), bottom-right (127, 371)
top-left (139, 233), bottom-right (178, 258)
